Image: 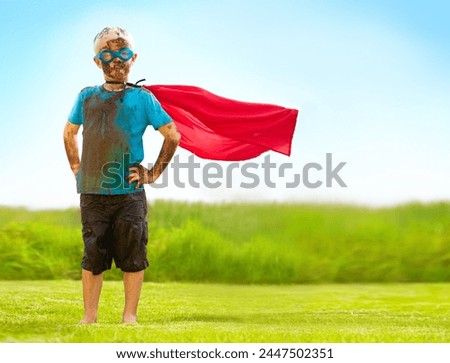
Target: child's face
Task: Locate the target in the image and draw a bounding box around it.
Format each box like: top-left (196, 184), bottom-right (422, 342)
top-left (94, 35), bottom-right (137, 82)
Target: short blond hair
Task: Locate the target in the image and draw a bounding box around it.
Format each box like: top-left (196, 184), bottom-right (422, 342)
top-left (93, 27), bottom-right (135, 53)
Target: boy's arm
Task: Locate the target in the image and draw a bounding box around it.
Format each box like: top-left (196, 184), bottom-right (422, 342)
top-left (128, 121), bottom-right (181, 188)
top-left (63, 121), bottom-right (81, 176)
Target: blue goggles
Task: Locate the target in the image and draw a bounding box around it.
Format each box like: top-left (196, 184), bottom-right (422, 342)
top-left (95, 47), bottom-right (134, 64)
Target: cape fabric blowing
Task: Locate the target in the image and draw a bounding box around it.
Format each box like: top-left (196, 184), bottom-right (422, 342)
top-left (144, 85), bottom-right (298, 161)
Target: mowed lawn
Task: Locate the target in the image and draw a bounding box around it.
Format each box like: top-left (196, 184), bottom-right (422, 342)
top-left (0, 281), bottom-right (449, 343)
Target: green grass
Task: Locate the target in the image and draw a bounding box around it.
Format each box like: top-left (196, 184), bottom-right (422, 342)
top-left (0, 201), bottom-right (448, 283)
top-left (0, 281), bottom-right (449, 342)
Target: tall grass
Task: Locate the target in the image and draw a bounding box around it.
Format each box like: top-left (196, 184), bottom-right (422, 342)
top-left (0, 201), bottom-right (448, 283)
top-left (0, 222), bottom-right (81, 279)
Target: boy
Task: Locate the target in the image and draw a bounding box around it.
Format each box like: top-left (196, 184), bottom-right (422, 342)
top-left (63, 27), bottom-right (180, 324)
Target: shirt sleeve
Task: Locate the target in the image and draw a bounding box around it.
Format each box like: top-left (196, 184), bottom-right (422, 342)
top-left (143, 90), bottom-right (172, 130)
top-left (68, 89), bottom-right (86, 125)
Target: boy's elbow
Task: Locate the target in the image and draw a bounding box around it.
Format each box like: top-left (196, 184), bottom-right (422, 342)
top-left (173, 132), bottom-right (181, 145)
top-left (169, 130), bottom-right (181, 145)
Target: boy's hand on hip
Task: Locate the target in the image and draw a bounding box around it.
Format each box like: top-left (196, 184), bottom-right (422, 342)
top-left (128, 165), bottom-right (158, 189)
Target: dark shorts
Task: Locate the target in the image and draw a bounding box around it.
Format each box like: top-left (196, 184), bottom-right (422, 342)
top-left (80, 190), bottom-right (149, 275)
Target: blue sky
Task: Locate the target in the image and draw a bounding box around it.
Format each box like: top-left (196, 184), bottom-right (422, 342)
top-left (0, 0), bottom-right (449, 208)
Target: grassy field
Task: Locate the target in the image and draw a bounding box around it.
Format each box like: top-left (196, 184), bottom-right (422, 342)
top-left (0, 281), bottom-right (449, 343)
top-left (1, 202), bottom-right (448, 343)
top-left (0, 201), bottom-right (448, 283)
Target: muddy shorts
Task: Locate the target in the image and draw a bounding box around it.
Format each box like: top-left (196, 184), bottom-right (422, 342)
top-left (80, 190), bottom-right (149, 275)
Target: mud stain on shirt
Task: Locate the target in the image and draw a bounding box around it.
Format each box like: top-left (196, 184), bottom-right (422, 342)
top-left (80, 90), bottom-right (129, 192)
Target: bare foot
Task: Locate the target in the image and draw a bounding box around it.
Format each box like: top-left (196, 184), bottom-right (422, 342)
top-left (122, 314), bottom-right (138, 324)
top-left (78, 317), bottom-right (97, 325)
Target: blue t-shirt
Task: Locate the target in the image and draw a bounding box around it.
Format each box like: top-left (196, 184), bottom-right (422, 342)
top-left (68, 85), bottom-right (172, 194)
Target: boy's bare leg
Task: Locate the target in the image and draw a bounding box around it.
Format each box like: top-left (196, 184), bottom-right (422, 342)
top-left (80, 269), bottom-right (103, 324)
top-left (122, 270), bottom-right (144, 323)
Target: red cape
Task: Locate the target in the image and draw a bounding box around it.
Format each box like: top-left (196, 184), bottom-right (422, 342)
top-left (144, 85), bottom-right (298, 161)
